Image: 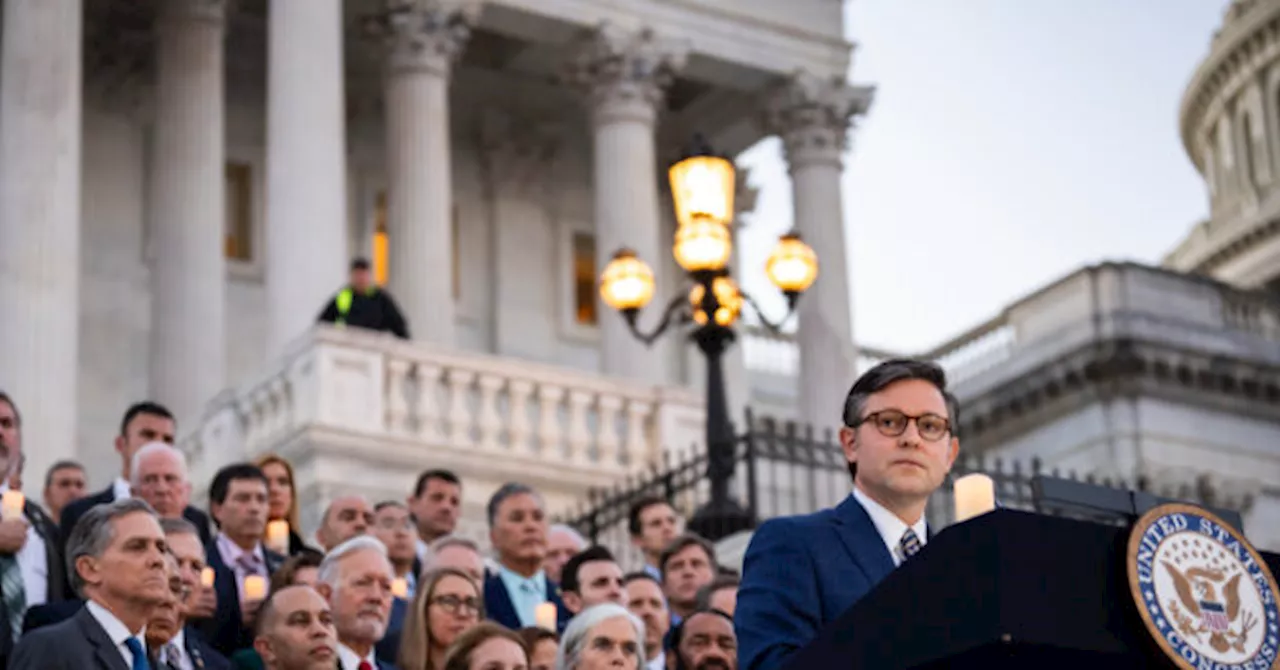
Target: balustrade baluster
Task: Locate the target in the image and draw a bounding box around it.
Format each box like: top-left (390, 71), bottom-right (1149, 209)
top-left (414, 363), bottom-right (444, 442)
top-left (446, 369), bottom-right (477, 448)
top-left (535, 384), bottom-right (565, 457)
top-left (386, 358), bottom-right (412, 435)
top-left (507, 379), bottom-right (534, 455)
top-left (623, 400), bottom-right (652, 468)
top-left (566, 390), bottom-right (593, 465)
top-left (596, 394), bottom-right (623, 470)
top-left (476, 374), bottom-right (505, 452)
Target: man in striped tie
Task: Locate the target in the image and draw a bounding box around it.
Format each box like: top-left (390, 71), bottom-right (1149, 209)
top-left (736, 360), bottom-right (962, 670)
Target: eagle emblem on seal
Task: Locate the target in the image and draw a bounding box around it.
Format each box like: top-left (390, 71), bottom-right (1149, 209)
top-left (1162, 561), bottom-right (1255, 653)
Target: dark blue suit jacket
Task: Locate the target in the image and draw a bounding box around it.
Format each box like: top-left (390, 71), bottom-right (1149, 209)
top-left (180, 625), bottom-right (231, 670)
top-left (373, 596), bottom-right (408, 665)
top-left (483, 571), bottom-right (571, 633)
top-left (198, 539), bottom-right (285, 656)
top-left (735, 494), bottom-right (897, 670)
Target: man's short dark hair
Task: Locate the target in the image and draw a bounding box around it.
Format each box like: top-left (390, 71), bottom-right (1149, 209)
top-left (658, 533), bottom-right (717, 581)
top-left (560, 545), bottom-right (616, 594)
top-left (694, 574), bottom-right (739, 611)
top-left (350, 258), bottom-right (371, 271)
top-left (66, 498), bottom-right (158, 597)
top-left (209, 463), bottom-right (268, 507)
top-left (627, 495), bottom-right (672, 537)
top-left (623, 571), bottom-right (661, 588)
top-left (44, 460), bottom-right (85, 490)
top-left (669, 608), bottom-right (734, 660)
top-left (841, 359), bottom-right (960, 481)
top-left (0, 391), bottom-right (20, 427)
top-left (413, 469), bottom-right (460, 498)
top-left (486, 482), bottom-right (541, 526)
top-left (119, 401), bottom-right (175, 437)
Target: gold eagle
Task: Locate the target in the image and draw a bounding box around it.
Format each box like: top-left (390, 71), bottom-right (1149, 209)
top-left (1162, 561), bottom-right (1244, 653)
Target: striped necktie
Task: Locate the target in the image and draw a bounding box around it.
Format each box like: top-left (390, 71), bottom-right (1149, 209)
top-left (0, 553), bottom-right (25, 641)
top-left (899, 528), bottom-right (923, 562)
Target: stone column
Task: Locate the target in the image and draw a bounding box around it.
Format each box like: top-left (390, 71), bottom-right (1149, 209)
top-left (148, 0), bottom-right (227, 426)
top-left (367, 0), bottom-right (480, 346)
top-left (0, 0), bottom-right (83, 482)
top-left (763, 73), bottom-right (874, 432)
top-left (566, 26), bottom-right (687, 383)
top-left (266, 0), bottom-right (350, 354)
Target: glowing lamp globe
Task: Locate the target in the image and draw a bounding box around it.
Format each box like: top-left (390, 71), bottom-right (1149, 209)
top-left (599, 249), bottom-right (655, 312)
top-left (669, 153), bottom-right (735, 229)
top-left (673, 220), bottom-right (732, 274)
top-left (766, 232), bottom-right (818, 295)
top-left (689, 276), bottom-right (743, 327)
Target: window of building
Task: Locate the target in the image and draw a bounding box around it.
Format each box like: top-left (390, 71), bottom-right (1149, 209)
top-left (369, 192), bottom-right (461, 300)
top-left (224, 162), bottom-right (253, 261)
top-left (572, 232), bottom-right (597, 325)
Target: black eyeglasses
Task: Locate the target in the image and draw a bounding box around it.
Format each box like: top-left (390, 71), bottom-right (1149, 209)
top-left (430, 594), bottom-right (481, 616)
top-left (853, 410), bottom-right (951, 442)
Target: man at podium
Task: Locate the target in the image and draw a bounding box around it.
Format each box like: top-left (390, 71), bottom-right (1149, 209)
top-left (736, 360), bottom-right (961, 670)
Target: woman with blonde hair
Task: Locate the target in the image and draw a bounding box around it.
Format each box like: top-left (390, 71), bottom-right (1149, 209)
top-left (400, 567), bottom-right (486, 670)
top-left (443, 622), bottom-right (530, 670)
top-left (253, 453), bottom-right (315, 556)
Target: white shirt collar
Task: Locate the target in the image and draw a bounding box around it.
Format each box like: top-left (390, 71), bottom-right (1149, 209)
top-left (337, 642), bottom-right (377, 670)
top-left (113, 477), bottom-right (133, 502)
top-left (851, 486), bottom-right (927, 566)
top-left (646, 651), bottom-right (666, 670)
top-left (86, 600), bottom-right (148, 668)
top-left (163, 628), bottom-right (190, 669)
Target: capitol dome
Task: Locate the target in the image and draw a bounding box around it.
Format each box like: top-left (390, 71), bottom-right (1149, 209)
top-left (1165, 0), bottom-right (1280, 293)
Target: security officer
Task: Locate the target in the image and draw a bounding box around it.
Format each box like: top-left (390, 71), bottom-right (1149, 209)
top-left (317, 258), bottom-right (410, 339)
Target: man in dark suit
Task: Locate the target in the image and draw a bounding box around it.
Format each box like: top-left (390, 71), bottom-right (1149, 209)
top-left (158, 517), bottom-right (230, 670)
top-left (201, 463), bottom-right (285, 656)
top-left (736, 359), bottom-right (961, 670)
top-left (10, 498), bottom-right (172, 669)
top-left (60, 401), bottom-right (213, 548)
top-left (314, 536), bottom-right (399, 670)
top-left (482, 483), bottom-right (571, 633)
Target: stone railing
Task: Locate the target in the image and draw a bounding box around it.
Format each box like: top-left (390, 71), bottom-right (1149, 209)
top-left (181, 326), bottom-right (706, 501)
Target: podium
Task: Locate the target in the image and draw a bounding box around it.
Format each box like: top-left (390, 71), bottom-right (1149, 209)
top-left (783, 509), bottom-right (1280, 669)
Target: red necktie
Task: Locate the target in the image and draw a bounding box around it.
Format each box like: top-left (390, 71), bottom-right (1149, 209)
top-left (359, 662), bottom-right (374, 670)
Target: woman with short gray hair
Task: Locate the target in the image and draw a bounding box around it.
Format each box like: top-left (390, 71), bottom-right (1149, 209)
top-left (555, 602), bottom-right (645, 670)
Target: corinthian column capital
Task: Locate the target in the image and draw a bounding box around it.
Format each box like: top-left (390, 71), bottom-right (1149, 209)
top-left (365, 0), bottom-right (481, 76)
top-left (564, 24), bottom-right (689, 126)
top-left (762, 72), bottom-right (875, 169)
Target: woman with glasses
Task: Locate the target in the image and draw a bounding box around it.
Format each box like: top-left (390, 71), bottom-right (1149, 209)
top-left (399, 567), bottom-right (485, 670)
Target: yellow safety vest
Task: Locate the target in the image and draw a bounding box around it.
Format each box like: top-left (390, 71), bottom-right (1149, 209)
top-left (333, 287), bottom-right (376, 327)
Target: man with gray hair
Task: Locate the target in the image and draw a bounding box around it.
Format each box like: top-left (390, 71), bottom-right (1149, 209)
top-left (425, 535), bottom-right (485, 592)
top-left (314, 536), bottom-right (397, 670)
top-left (544, 523), bottom-right (586, 584)
top-left (11, 498), bottom-right (170, 669)
top-left (130, 442), bottom-right (200, 530)
top-left (555, 602), bottom-right (646, 670)
top-left (482, 482), bottom-right (570, 632)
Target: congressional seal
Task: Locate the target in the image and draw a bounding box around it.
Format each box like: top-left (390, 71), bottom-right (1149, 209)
top-left (1128, 503), bottom-right (1280, 670)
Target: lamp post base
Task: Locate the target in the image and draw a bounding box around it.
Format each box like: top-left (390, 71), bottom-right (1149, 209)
top-left (687, 496), bottom-right (756, 542)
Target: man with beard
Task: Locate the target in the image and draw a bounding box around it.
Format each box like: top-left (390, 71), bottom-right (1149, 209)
top-left (673, 609), bottom-right (737, 670)
top-left (254, 586), bottom-right (339, 670)
top-left (314, 536), bottom-right (397, 670)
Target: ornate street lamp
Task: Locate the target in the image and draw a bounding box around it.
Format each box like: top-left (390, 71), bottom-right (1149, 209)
top-left (599, 136), bottom-right (818, 540)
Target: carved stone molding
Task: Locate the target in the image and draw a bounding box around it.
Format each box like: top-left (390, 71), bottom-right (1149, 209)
top-left (761, 72), bottom-right (875, 169)
top-left (564, 24), bottom-right (689, 127)
top-left (478, 110), bottom-right (561, 197)
top-left (364, 0), bottom-right (481, 77)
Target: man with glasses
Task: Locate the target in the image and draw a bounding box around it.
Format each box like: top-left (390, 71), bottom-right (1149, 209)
top-left (735, 359), bottom-right (961, 670)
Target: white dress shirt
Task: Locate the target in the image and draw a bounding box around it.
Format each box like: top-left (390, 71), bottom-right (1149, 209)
top-left (646, 651), bottom-right (666, 670)
top-left (86, 599), bottom-right (148, 670)
top-left (337, 642), bottom-right (378, 669)
top-left (161, 628), bottom-right (195, 670)
top-left (0, 482), bottom-right (47, 606)
top-left (851, 486), bottom-right (928, 566)
top-left (112, 477), bottom-right (133, 501)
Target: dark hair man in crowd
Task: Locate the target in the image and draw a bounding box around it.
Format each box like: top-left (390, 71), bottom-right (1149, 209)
top-left (560, 545), bottom-right (626, 614)
top-left (203, 463), bottom-right (286, 655)
top-left (483, 482), bottom-right (570, 632)
top-left (736, 359), bottom-right (961, 670)
top-left (406, 469), bottom-right (461, 562)
top-left (624, 572), bottom-right (670, 670)
top-left (0, 391), bottom-right (68, 665)
top-left (371, 501), bottom-right (418, 598)
top-left (158, 517), bottom-right (227, 668)
top-left (42, 460), bottom-right (87, 525)
top-left (695, 574), bottom-right (739, 618)
top-left (660, 534), bottom-right (717, 625)
top-left (254, 585), bottom-right (339, 670)
top-left (10, 499), bottom-right (169, 669)
top-left (317, 258), bottom-right (410, 339)
top-left (60, 401), bottom-right (213, 547)
top-left (673, 609), bottom-right (737, 670)
top-left (629, 496), bottom-right (680, 580)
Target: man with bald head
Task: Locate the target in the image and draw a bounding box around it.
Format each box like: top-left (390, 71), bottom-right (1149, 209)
top-left (254, 586), bottom-right (339, 670)
top-left (317, 495), bottom-right (373, 551)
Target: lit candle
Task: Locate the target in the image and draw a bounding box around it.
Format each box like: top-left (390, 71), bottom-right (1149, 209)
top-left (534, 602), bottom-right (558, 631)
top-left (243, 575), bottom-right (267, 602)
top-left (391, 578), bottom-right (408, 599)
top-left (201, 567), bottom-right (216, 588)
top-left (265, 520), bottom-right (290, 555)
top-left (0, 491), bottom-right (22, 519)
top-left (954, 473), bottom-right (997, 523)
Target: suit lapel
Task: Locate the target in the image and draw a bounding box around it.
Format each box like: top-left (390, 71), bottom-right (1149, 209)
top-left (75, 607), bottom-right (131, 670)
top-left (483, 573), bottom-right (519, 627)
top-left (24, 501), bottom-right (67, 601)
top-left (832, 495), bottom-right (895, 585)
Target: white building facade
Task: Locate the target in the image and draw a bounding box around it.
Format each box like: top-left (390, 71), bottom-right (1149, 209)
top-left (0, 0), bottom-right (869, 533)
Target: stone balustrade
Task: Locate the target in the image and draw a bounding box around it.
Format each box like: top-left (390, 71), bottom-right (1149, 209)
top-left (180, 325), bottom-right (704, 533)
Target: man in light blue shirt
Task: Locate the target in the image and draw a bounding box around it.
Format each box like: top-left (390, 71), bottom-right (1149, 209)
top-left (482, 483), bottom-right (571, 632)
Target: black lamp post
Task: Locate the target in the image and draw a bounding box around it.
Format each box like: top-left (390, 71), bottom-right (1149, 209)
top-left (598, 136), bottom-right (819, 541)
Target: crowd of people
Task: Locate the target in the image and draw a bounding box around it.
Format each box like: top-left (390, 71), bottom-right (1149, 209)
top-left (0, 356), bottom-right (963, 670)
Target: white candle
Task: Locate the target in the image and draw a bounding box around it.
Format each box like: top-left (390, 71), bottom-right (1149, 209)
top-left (391, 578), bottom-right (408, 599)
top-left (1, 491), bottom-right (23, 518)
top-left (265, 520), bottom-right (290, 555)
top-left (954, 473), bottom-right (997, 523)
top-left (244, 575), bottom-right (267, 602)
top-left (201, 567), bottom-right (216, 588)
top-left (534, 602), bottom-right (558, 631)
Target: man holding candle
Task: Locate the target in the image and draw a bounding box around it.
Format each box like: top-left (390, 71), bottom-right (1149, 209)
top-left (736, 359), bottom-right (961, 670)
top-left (482, 483), bottom-right (571, 633)
top-left (203, 463), bottom-right (286, 656)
